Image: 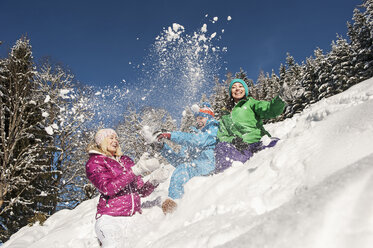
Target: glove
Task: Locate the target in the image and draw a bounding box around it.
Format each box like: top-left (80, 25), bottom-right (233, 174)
top-left (279, 82), bottom-right (305, 102)
top-left (132, 153), bottom-right (160, 176)
top-left (232, 137), bottom-right (249, 151)
top-left (148, 166), bottom-right (171, 185)
top-left (158, 133), bottom-right (171, 140)
top-left (153, 130), bottom-right (171, 141)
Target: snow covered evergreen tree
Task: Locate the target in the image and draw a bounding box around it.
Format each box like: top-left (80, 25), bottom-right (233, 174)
top-left (347, 0), bottom-right (373, 81)
top-left (329, 36), bottom-right (357, 93)
top-left (268, 70), bottom-right (281, 99)
top-left (0, 38), bottom-right (53, 243)
top-left (180, 106), bottom-right (195, 132)
top-left (210, 74), bottom-right (231, 120)
top-left (302, 51), bottom-right (322, 105)
top-left (255, 70), bottom-right (269, 100)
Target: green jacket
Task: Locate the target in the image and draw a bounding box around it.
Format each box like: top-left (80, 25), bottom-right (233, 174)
top-left (217, 96), bottom-right (285, 144)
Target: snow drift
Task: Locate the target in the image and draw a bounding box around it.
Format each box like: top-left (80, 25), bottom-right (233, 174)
top-left (3, 77), bottom-right (373, 248)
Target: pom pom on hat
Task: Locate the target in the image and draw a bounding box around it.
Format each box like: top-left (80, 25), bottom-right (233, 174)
top-left (191, 104), bottom-right (200, 113)
top-left (95, 128), bottom-right (117, 145)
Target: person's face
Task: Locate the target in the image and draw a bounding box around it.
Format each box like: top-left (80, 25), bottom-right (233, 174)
top-left (231, 82), bottom-right (246, 102)
top-left (196, 116), bottom-right (208, 129)
top-left (106, 133), bottom-right (119, 155)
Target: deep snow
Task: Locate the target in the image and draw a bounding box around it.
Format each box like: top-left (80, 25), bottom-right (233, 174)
top-left (3, 77), bottom-right (373, 248)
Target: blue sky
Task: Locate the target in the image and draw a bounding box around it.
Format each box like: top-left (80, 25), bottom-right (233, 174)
top-left (0, 0), bottom-right (361, 120)
top-left (1, 0), bottom-right (360, 85)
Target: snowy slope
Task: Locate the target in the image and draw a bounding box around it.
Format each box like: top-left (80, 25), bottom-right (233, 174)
top-left (3, 77), bottom-right (373, 248)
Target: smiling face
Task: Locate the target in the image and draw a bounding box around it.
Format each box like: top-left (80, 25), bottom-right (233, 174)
top-left (196, 116), bottom-right (208, 129)
top-left (104, 133), bottom-right (119, 156)
top-left (231, 82), bottom-right (246, 102)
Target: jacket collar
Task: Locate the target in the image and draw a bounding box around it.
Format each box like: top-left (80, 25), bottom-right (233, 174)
top-left (88, 150), bottom-right (120, 161)
top-left (88, 149), bottom-right (106, 156)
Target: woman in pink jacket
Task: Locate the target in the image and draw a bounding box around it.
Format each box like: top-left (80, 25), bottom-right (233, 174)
top-left (86, 128), bottom-right (168, 248)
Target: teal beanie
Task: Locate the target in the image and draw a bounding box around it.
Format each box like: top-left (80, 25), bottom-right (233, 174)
top-left (229, 78), bottom-right (249, 98)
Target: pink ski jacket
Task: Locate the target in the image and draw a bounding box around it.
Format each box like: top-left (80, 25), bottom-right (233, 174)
top-left (85, 151), bottom-right (155, 218)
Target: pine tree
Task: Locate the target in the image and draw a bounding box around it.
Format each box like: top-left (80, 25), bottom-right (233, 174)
top-left (329, 36), bottom-right (357, 93)
top-left (348, 1), bottom-right (373, 81)
top-left (255, 70), bottom-right (268, 100)
top-left (268, 70), bottom-right (281, 99)
top-left (0, 37), bottom-right (53, 242)
top-left (210, 75), bottom-right (231, 120)
top-left (180, 106), bottom-right (195, 132)
top-left (302, 55), bottom-right (320, 105)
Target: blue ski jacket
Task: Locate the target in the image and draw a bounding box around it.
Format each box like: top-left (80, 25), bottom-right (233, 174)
top-left (161, 118), bottom-right (219, 175)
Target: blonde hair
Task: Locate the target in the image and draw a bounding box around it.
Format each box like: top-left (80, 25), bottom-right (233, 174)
top-left (87, 136), bottom-right (123, 157)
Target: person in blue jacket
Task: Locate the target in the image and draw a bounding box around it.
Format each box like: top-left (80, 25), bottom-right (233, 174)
top-left (154, 102), bottom-right (219, 214)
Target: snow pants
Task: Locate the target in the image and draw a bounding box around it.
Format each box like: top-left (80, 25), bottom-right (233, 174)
top-left (214, 138), bottom-right (279, 173)
top-left (95, 215), bottom-right (133, 248)
top-left (168, 161), bottom-right (214, 199)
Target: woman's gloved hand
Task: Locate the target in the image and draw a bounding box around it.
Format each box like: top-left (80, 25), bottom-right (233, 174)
top-left (132, 153), bottom-right (160, 176)
top-left (148, 166), bottom-right (171, 185)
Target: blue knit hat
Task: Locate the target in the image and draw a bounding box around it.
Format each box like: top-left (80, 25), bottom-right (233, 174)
top-left (229, 78), bottom-right (249, 98)
top-left (192, 102), bottom-right (215, 119)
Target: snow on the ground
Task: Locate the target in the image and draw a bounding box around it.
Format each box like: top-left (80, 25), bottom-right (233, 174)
top-left (3, 77), bottom-right (373, 248)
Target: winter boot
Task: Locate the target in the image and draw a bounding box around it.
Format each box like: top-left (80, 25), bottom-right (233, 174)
top-left (161, 198), bottom-right (177, 214)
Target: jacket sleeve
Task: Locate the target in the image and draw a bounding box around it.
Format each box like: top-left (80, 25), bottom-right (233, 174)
top-left (86, 156), bottom-right (137, 197)
top-left (136, 181), bottom-right (156, 198)
top-left (253, 96), bottom-right (285, 120)
top-left (170, 123), bottom-right (218, 148)
top-left (160, 143), bottom-right (186, 165)
top-left (217, 116), bottom-right (235, 143)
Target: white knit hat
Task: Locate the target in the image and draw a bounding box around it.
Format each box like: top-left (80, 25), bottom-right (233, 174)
top-left (95, 128), bottom-right (117, 145)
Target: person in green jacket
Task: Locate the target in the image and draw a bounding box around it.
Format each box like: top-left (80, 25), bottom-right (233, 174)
top-left (215, 78), bottom-right (287, 173)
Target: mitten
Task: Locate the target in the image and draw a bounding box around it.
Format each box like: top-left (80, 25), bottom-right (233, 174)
top-left (154, 131), bottom-right (171, 141)
top-left (148, 166), bottom-right (171, 185)
top-left (132, 154), bottom-right (160, 176)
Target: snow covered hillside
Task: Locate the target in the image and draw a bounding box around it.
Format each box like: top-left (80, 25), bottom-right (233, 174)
top-left (3, 77), bottom-right (373, 248)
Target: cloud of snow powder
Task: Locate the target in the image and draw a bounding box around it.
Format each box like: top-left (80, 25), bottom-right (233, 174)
top-left (78, 18), bottom-right (230, 128)
top-left (136, 21), bottom-right (227, 118)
